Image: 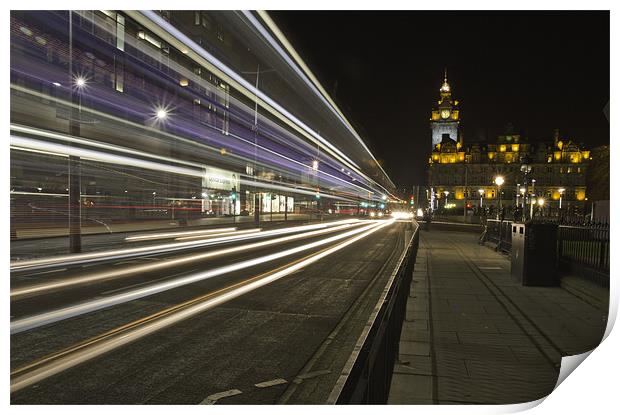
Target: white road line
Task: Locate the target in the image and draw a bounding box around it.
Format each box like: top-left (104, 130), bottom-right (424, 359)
top-left (254, 378), bottom-right (287, 388)
top-left (296, 369), bottom-right (331, 380)
top-left (199, 389), bottom-right (242, 404)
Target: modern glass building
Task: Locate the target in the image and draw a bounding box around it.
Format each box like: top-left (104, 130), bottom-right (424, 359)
top-left (10, 11), bottom-right (396, 247)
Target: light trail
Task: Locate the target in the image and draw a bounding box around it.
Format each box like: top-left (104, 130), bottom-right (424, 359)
top-left (10, 220), bottom-right (389, 334)
top-left (254, 11), bottom-right (397, 194)
top-left (10, 219), bottom-right (359, 273)
top-left (130, 11), bottom-right (364, 173)
top-left (11, 124), bottom-right (205, 170)
top-left (125, 227), bottom-right (239, 242)
top-left (11, 222), bottom-right (360, 300)
top-left (173, 228), bottom-right (258, 241)
top-left (10, 219), bottom-right (394, 393)
top-left (11, 135), bottom-right (204, 179)
top-left (12, 119), bottom-right (365, 201)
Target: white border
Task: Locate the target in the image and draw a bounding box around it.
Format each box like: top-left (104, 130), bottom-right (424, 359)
top-left (2, 2), bottom-right (615, 415)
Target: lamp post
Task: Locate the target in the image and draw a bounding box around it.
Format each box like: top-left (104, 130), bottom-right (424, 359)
top-left (520, 155), bottom-right (532, 220)
top-left (241, 66), bottom-right (276, 227)
top-left (478, 188), bottom-right (484, 208)
top-left (519, 187), bottom-right (526, 209)
top-left (68, 70), bottom-right (85, 253)
top-left (494, 176), bottom-right (504, 219)
top-left (443, 190), bottom-right (449, 208)
top-left (558, 187), bottom-right (565, 210)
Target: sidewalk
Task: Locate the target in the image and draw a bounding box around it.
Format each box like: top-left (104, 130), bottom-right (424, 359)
top-left (388, 229), bottom-right (608, 405)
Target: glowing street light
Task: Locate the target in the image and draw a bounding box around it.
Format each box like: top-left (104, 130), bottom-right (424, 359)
top-left (443, 190), bottom-right (449, 207)
top-left (156, 108), bottom-right (168, 119)
top-left (75, 77), bottom-right (86, 88)
top-left (537, 197), bottom-right (545, 207)
top-left (558, 188), bottom-right (565, 209)
top-left (494, 176), bottom-right (504, 219)
top-left (478, 188), bottom-right (484, 208)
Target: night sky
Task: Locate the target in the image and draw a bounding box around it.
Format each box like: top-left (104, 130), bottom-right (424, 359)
top-left (270, 11), bottom-right (610, 191)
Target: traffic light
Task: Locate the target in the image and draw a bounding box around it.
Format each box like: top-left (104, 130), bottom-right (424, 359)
top-left (409, 196), bottom-right (414, 205)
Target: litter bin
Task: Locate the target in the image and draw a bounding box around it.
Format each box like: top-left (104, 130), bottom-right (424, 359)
top-left (510, 222), bottom-right (558, 286)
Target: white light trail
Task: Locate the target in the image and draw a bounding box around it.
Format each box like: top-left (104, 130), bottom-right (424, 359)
top-left (11, 124), bottom-right (206, 169)
top-left (12, 120), bottom-right (367, 201)
top-left (130, 11), bottom-right (364, 174)
top-left (10, 219), bottom-right (393, 393)
top-left (173, 228), bottom-right (259, 241)
top-left (11, 135), bottom-right (204, 179)
top-left (11, 222), bottom-right (360, 300)
top-left (125, 227), bottom-right (238, 242)
top-left (10, 220), bottom-right (360, 273)
top-left (10, 220), bottom-right (390, 334)
top-left (248, 11), bottom-right (396, 192)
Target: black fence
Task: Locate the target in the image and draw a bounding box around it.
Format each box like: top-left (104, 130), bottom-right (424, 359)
top-left (482, 219), bottom-right (513, 253)
top-left (557, 224), bottom-right (610, 287)
top-left (329, 222), bottom-right (420, 404)
top-left (482, 219), bottom-right (610, 286)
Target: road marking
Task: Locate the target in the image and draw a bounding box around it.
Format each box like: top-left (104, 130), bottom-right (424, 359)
top-left (199, 389), bottom-right (242, 404)
top-left (254, 378), bottom-right (287, 388)
top-left (294, 369), bottom-right (331, 383)
top-left (478, 266), bottom-right (502, 270)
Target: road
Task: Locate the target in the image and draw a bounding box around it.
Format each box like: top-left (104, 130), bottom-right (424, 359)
top-left (11, 218), bottom-right (412, 404)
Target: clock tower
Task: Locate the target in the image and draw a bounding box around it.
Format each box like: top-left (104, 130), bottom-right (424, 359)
top-left (430, 69), bottom-right (460, 148)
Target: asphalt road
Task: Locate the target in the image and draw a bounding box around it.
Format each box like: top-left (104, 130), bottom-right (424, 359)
top-left (11, 219), bottom-right (412, 404)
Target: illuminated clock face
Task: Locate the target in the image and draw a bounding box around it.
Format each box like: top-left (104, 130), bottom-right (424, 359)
top-left (441, 109), bottom-right (451, 119)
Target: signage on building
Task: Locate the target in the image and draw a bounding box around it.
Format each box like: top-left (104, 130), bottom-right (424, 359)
top-left (203, 166), bottom-right (239, 191)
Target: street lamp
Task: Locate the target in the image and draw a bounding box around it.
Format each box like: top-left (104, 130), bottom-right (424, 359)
top-left (443, 190), bottom-right (449, 207)
top-left (478, 188), bottom-right (484, 208)
top-left (520, 154), bottom-right (532, 219)
top-left (558, 188), bottom-right (565, 210)
top-left (494, 176), bottom-right (504, 219)
top-left (156, 108), bottom-right (168, 119)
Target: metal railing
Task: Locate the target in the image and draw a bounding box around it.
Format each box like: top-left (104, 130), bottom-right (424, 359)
top-left (481, 219), bottom-right (610, 286)
top-left (557, 223), bottom-right (610, 287)
top-left (482, 219), bottom-right (513, 253)
top-left (328, 221), bottom-right (419, 404)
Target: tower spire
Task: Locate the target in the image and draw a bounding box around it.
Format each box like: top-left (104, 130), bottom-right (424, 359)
top-left (440, 68), bottom-right (451, 94)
